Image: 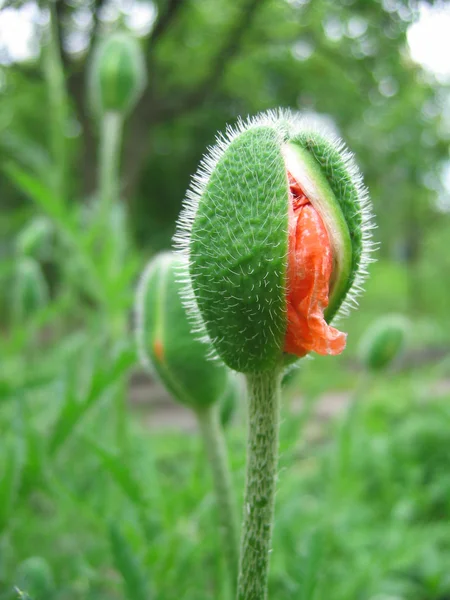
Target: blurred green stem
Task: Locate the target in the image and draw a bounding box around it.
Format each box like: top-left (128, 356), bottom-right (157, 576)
top-left (197, 404), bottom-right (239, 593)
top-left (237, 368), bottom-right (282, 600)
top-left (335, 372), bottom-right (372, 495)
top-left (43, 1), bottom-right (69, 202)
top-left (97, 110), bottom-right (126, 449)
top-left (99, 111), bottom-right (123, 225)
top-left (114, 380), bottom-right (129, 454)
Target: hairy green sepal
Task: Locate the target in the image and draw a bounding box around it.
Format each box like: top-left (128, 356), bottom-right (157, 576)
top-left (290, 132), bottom-right (363, 320)
top-left (138, 252), bottom-right (230, 409)
top-left (285, 141), bottom-right (353, 322)
top-left (190, 127), bottom-right (289, 373)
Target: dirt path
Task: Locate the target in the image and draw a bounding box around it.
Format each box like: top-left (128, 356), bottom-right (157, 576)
top-left (129, 371), bottom-right (450, 432)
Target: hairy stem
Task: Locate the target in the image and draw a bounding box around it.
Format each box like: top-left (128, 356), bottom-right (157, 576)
top-left (237, 369), bottom-right (282, 600)
top-left (197, 404), bottom-right (239, 591)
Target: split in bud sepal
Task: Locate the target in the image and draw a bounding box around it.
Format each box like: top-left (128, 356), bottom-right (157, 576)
top-left (175, 110), bottom-right (374, 373)
top-left (89, 32), bottom-right (146, 117)
top-left (359, 314), bottom-right (409, 372)
top-left (135, 252), bottom-right (239, 412)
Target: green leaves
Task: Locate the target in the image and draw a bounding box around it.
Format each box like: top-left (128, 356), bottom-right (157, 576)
top-left (0, 435), bottom-right (25, 534)
top-left (49, 342), bottom-right (136, 456)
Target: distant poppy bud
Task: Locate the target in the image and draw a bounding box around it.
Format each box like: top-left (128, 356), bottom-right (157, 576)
top-left (359, 315), bottom-right (408, 371)
top-left (175, 110), bottom-right (374, 373)
top-left (15, 557), bottom-right (55, 598)
top-left (135, 252), bottom-right (239, 411)
top-left (89, 32), bottom-right (146, 116)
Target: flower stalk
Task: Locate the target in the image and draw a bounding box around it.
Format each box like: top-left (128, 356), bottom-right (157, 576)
top-left (136, 252), bottom-right (241, 592)
top-left (43, 1), bottom-right (69, 203)
top-left (197, 404), bottom-right (239, 590)
top-left (99, 111), bottom-right (124, 227)
top-left (174, 110), bottom-right (374, 599)
top-left (237, 369), bottom-right (282, 600)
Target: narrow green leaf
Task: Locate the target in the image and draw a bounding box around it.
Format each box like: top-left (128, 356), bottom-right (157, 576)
top-left (109, 523), bottom-right (152, 600)
top-left (87, 439), bottom-right (148, 507)
top-left (49, 344), bottom-right (136, 455)
top-left (4, 164), bottom-right (64, 221)
top-left (0, 438), bottom-right (25, 533)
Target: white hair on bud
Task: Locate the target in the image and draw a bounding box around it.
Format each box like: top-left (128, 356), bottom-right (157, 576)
top-left (173, 108), bottom-right (375, 359)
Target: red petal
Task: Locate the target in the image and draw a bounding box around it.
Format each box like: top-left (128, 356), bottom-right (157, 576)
top-left (284, 175), bottom-right (346, 357)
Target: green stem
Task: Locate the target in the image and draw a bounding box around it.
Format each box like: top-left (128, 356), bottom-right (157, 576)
top-left (97, 110), bottom-right (126, 448)
top-left (237, 368), bottom-right (282, 600)
top-left (333, 372), bottom-right (372, 498)
top-left (114, 379), bottom-right (128, 453)
top-left (197, 404), bottom-right (239, 592)
top-left (44, 1), bottom-right (69, 202)
top-left (99, 110), bottom-right (123, 224)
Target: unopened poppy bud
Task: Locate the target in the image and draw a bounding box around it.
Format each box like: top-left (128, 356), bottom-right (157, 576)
top-left (175, 110), bottom-right (374, 373)
top-left (89, 32), bottom-right (146, 116)
top-left (15, 557), bottom-right (55, 598)
top-left (359, 315), bottom-right (408, 372)
top-left (135, 252), bottom-right (239, 411)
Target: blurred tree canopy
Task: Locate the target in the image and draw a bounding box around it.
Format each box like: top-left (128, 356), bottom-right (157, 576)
top-left (1, 0), bottom-right (449, 262)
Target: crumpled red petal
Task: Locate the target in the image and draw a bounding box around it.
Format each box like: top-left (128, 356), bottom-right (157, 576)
top-left (284, 174), bottom-right (347, 357)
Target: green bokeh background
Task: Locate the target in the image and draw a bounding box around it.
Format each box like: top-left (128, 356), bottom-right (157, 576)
top-left (0, 1), bottom-right (449, 599)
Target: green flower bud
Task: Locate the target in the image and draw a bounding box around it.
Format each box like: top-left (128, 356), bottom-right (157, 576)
top-left (15, 557), bottom-right (55, 598)
top-left (359, 314), bottom-right (408, 372)
top-left (175, 110), bottom-right (374, 373)
top-left (136, 252), bottom-right (239, 411)
top-left (11, 258), bottom-right (49, 323)
top-left (89, 32), bottom-right (147, 116)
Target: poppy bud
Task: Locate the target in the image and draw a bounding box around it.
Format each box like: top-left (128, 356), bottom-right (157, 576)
top-left (175, 110), bottom-right (374, 373)
top-left (359, 314), bottom-right (408, 372)
top-left (135, 252), bottom-right (239, 411)
top-left (15, 557), bottom-right (55, 598)
top-left (89, 32), bottom-right (146, 116)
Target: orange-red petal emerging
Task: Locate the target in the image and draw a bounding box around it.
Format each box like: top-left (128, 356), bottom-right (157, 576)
top-left (284, 174), bottom-right (347, 357)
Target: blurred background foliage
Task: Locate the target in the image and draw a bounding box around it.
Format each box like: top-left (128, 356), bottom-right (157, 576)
top-left (0, 0), bottom-right (450, 599)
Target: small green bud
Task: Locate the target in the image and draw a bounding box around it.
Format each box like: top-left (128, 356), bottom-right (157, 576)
top-left (136, 252), bottom-right (239, 411)
top-left (11, 258), bottom-right (49, 323)
top-left (359, 314), bottom-right (409, 371)
top-left (175, 110), bottom-right (374, 373)
top-left (89, 32), bottom-right (146, 116)
top-left (15, 557), bottom-right (55, 598)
